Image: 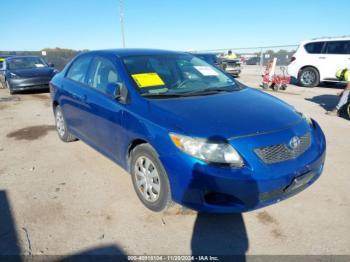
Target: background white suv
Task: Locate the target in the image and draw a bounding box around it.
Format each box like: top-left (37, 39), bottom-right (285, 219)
top-left (288, 37), bottom-right (350, 87)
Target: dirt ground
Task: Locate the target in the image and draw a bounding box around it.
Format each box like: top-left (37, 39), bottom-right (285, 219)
top-left (0, 66), bottom-right (349, 258)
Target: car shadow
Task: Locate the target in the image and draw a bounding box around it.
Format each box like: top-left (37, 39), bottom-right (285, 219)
top-left (191, 213), bottom-right (247, 261)
top-left (290, 77), bottom-right (347, 89)
top-left (184, 153), bottom-right (254, 261)
top-left (0, 191), bottom-right (21, 256)
top-left (59, 245), bottom-right (128, 262)
top-left (14, 89), bottom-right (50, 95)
top-left (305, 94), bottom-right (350, 120)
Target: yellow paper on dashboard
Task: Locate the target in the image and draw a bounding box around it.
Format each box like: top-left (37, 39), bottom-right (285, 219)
top-left (131, 73), bottom-right (165, 88)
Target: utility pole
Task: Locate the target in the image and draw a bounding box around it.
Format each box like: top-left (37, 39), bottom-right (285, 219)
top-left (119, 0), bottom-right (126, 48)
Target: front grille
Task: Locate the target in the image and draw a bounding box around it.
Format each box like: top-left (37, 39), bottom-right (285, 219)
top-left (254, 132), bottom-right (311, 164)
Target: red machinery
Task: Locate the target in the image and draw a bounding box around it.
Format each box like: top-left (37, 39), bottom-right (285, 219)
top-left (261, 63), bottom-right (290, 91)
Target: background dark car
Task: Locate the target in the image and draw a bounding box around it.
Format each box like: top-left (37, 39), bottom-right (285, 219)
top-left (246, 56), bottom-right (261, 65)
top-left (0, 56), bottom-right (57, 94)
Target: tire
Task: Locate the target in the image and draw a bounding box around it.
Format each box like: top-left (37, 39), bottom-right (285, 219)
top-left (130, 144), bottom-right (172, 212)
top-left (272, 84), bottom-right (280, 91)
top-left (298, 67), bottom-right (320, 87)
top-left (54, 105), bottom-right (76, 142)
top-left (344, 103), bottom-right (350, 120)
top-left (262, 83), bottom-right (269, 89)
top-left (6, 81), bottom-right (15, 95)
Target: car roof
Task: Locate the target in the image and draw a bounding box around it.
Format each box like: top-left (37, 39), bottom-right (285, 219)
top-left (85, 48), bottom-right (187, 57)
top-left (301, 36), bottom-right (350, 44)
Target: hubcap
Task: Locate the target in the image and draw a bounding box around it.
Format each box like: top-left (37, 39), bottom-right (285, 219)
top-left (134, 156), bottom-right (161, 202)
top-left (55, 110), bottom-right (65, 137)
top-left (301, 70), bottom-right (315, 85)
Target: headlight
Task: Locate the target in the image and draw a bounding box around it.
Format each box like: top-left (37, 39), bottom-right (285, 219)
top-left (298, 111), bottom-right (313, 125)
top-left (169, 133), bottom-right (244, 167)
top-left (9, 72), bottom-right (19, 79)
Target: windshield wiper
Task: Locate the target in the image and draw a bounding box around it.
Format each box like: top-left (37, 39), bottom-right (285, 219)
top-left (178, 87), bottom-right (237, 96)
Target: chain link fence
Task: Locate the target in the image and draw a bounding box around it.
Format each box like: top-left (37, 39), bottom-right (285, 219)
top-left (194, 44), bottom-right (299, 75)
top-left (1, 45), bottom-right (299, 74)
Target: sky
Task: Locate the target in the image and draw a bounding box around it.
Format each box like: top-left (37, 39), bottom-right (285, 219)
top-left (0, 0), bottom-right (349, 51)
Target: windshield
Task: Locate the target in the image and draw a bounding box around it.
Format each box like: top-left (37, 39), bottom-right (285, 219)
top-left (123, 54), bottom-right (238, 97)
top-left (7, 57), bottom-right (47, 70)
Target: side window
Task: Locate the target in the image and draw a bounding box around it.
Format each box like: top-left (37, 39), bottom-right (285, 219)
top-left (345, 41), bottom-right (350, 54)
top-left (66, 55), bottom-right (92, 84)
top-left (86, 56), bottom-right (119, 94)
top-left (325, 41), bottom-right (350, 54)
top-left (304, 42), bottom-right (325, 54)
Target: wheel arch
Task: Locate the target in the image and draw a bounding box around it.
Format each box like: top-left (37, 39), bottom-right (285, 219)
top-left (126, 138), bottom-right (149, 172)
top-left (52, 100), bottom-right (59, 113)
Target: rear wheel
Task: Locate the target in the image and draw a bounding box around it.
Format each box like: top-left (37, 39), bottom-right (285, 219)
top-left (272, 83), bottom-right (280, 91)
top-left (298, 67), bottom-right (320, 87)
top-left (54, 105), bottom-right (76, 142)
top-left (130, 144), bottom-right (172, 212)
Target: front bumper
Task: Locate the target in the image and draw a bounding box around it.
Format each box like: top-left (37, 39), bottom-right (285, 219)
top-left (160, 120), bottom-right (326, 213)
top-left (225, 68), bottom-right (241, 75)
top-left (9, 76), bottom-right (52, 91)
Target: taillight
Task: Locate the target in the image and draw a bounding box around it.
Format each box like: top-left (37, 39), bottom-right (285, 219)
top-left (290, 57), bottom-right (296, 64)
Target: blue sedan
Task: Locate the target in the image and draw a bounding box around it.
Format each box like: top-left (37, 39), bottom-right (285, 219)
top-left (50, 49), bottom-right (326, 213)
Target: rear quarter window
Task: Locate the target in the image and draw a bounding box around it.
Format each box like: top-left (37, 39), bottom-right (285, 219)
top-left (304, 42), bottom-right (325, 54)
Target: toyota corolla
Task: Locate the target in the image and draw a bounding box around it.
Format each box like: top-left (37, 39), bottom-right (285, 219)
top-left (50, 49), bottom-right (326, 213)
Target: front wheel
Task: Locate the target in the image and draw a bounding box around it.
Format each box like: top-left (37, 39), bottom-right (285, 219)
top-left (130, 144), bottom-right (172, 212)
top-left (54, 105), bottom-right (77, 142)
top-left (6, 81), bottom-right (15, 95)
top-left (298, 67), bottom-right (320, 87)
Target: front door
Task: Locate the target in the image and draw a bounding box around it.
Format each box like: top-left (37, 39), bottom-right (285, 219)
top-left (81, 54), bottom-right (127, 161)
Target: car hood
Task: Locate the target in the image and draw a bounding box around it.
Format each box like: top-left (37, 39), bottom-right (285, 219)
top-left (148, 88), bottom-right (302, 139)
top-left (10, 67), bottom-right (54, 77)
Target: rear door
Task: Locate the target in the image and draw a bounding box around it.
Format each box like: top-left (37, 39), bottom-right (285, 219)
top-left (302, 41), bottom-right (326, 77)
top-left (322, 40), bottom-right (350, 79)
top-left (60, 54), bottom-right (93, 141)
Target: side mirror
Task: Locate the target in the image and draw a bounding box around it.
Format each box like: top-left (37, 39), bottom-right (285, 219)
top-left (106, 82), bottom-right (128, 103)
top-left (48, 63), bottom-right (55, 67)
